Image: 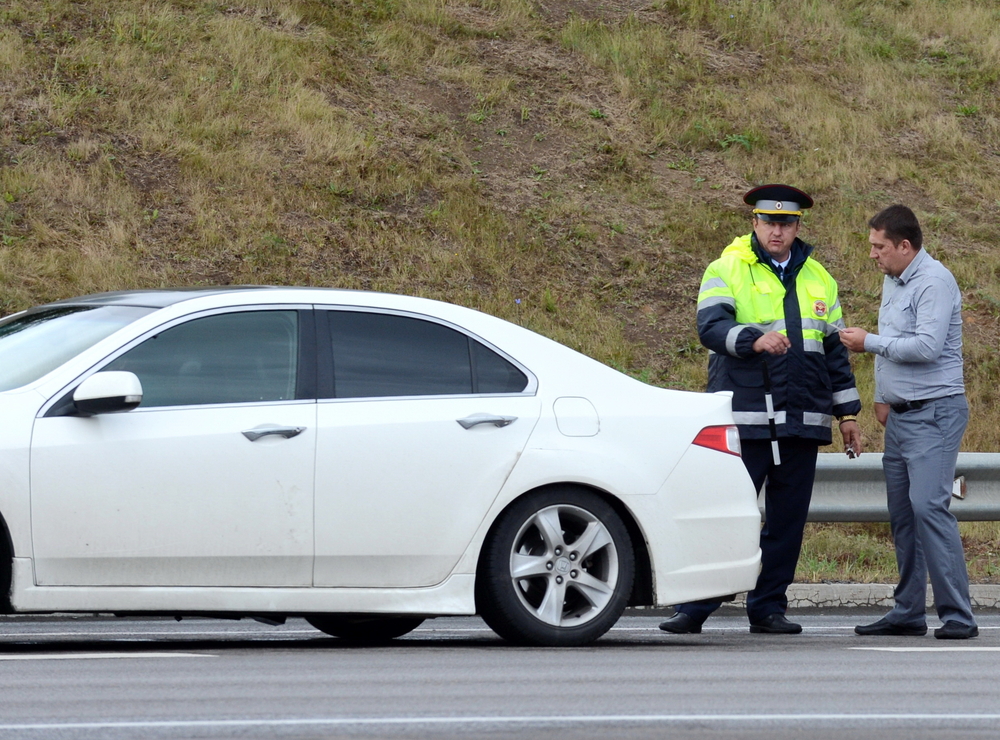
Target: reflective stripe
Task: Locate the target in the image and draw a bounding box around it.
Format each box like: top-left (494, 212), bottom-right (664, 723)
top-left (733, 411), bottom-right (834, 427)
top-left (698, 295), bottom-right (736, 310)
top-left (732, 411), bottom-right (787, 426)
top-left (804, 412), bottom-right (832, 427)
top-left (801, 319), bottom-right (829, 332)
top-left (822, 319), bottom-right (846, 335)
top-left (803, 339), bottom-right (825, 354)
top-left (747, 320), bottom-right (786, 334)
top-left (833, 388), bottom-right (861, 405)
top-left (700, 277), bottom-right (728, 291)
top-left (725, 325), bottom-right (746, 356)
top-left (723, 321), bottom-right (787, 355)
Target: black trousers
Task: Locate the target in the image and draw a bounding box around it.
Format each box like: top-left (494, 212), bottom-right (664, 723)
top-left (676, 437), bottom-right (820, 623)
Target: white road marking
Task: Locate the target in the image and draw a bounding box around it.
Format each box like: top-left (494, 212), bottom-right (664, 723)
top-left (0, 630), bottom-right (320, 638)
top-left (2, 623), bottom-right (998, 639)
top-left (0, 652), bottom-right (214, 661)
top-left (850, 646), bottom-right (1000, 652)
top-left (3, 714), bottom-right (1000, 731)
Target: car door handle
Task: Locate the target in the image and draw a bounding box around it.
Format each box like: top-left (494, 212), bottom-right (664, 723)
top-left (457, 415), bottom-right (517, 430)
top-left (242, 426), bottom-right (306, 442)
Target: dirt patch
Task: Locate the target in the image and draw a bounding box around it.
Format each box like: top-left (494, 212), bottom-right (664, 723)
top-left (536, 0), bottom-right (660, 24)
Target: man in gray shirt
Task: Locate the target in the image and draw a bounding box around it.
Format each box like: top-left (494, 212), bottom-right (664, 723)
top-left (840, 204), bottom-right (977, 640)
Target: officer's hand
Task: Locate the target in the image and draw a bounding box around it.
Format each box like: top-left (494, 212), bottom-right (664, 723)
top-left (839, 327), bottom-right (868, 353)
top-left (840, 421), bottom-right (862, 458)
top-left (752, 331), bottom-right (791, 355)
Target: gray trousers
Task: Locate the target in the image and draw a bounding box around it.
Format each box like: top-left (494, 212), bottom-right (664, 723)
top-left (883, 394), bottom-right (975, 627)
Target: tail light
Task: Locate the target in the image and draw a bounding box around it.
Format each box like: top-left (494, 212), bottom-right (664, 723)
top-left (692, 425), bottom-right (741, 457)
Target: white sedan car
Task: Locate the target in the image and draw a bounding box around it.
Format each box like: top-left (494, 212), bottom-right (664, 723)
top-left (0, 288), bottom-right (760, 646)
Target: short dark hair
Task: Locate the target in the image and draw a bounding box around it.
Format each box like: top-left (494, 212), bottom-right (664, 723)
top-left (868, 205), bottom-right (922, 250)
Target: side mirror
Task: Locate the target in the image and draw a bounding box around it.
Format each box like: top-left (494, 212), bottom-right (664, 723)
top-left (73, 371), bottom-right (143, 416)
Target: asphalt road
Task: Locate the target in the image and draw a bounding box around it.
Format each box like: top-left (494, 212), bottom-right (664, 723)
top-left (2, 610), bottom-right (1000, 740)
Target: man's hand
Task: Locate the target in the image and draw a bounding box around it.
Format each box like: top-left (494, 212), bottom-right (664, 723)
top-left (874, 402), bottom-right (889, 427)
top-left (839, 327), bottom-right (868, 353)
top-left (753, 331), bottom-right (791, 355)
top-left (840, 420), bottom-right (862, 458)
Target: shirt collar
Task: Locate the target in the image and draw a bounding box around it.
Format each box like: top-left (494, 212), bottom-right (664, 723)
top-left (893, 247), bottom-right (928, 285)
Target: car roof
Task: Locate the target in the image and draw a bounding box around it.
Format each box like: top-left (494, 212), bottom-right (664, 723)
top-left (43, 286), bottom-right (283, 309)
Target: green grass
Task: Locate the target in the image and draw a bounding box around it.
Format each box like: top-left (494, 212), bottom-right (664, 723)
top-left (3, 0), bottom-right (1000, 580)
top-left (797, 522), bottom-right (1000, 584)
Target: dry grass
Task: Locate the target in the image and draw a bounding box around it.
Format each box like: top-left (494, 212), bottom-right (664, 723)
top-left (3, 0), bottom-right (1000, 579)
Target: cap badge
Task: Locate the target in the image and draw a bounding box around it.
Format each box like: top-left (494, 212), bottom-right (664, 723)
top-left (813, 300), bottom-right (827, 317)
top-left (775, 201), bottom-right (783, 210)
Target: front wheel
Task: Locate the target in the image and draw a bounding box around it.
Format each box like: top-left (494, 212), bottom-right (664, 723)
top-left (476, 487), bottom-right (634, 646)
top-left (306, 615), bottom-right (425, 643)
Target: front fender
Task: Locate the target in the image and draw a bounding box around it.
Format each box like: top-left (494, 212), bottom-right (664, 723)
top-left (0, 389), bottom-right (46, 568)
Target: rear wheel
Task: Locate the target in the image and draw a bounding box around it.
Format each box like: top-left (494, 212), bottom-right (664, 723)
top-left (476, 487), bottom-right (634, 646)
top-left (306, 615), bottom-right (425, 643)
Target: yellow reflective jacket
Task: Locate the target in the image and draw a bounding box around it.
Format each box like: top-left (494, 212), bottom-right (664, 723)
top-left (697, 233), bottom-right (861, 443)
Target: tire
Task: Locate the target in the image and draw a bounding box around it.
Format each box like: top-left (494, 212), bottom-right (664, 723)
top-left (306, 615), bottom-right (425, 644)
top-left (476, 487), bottom-right (634, 646)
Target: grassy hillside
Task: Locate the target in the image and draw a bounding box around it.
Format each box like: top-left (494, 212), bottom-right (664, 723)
top-left (4, 0), bottom-right (999, 446)
top-left (3, 1), bottom-right (1000, 578)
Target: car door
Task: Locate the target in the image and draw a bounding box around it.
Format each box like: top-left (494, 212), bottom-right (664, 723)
top-left (313, 308), bottom-right (540, 588)
top-left (30, 307), bottom-right (317, 587)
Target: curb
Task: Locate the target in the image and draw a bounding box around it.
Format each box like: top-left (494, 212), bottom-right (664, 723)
top-left (629, 584), bottom-right (1000, 615)
top-left (694, 584), bottom-right (1000, 610)
top-left (778, 583), bottom-right (1000, 610)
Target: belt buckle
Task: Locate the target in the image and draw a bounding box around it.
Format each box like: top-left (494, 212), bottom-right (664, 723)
top-left (893, 399), bottom-right (925, 413)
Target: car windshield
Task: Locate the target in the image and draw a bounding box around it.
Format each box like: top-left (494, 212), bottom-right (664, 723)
top-left (0, 305), bottom-right (154, 392)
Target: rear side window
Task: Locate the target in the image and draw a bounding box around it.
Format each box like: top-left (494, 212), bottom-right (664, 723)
top-left (325, 311), bottom-right (527, 398)
top-left (105, 311), bottom-right (299, 407)
top-left (472, 340), bottom-right (530, 393)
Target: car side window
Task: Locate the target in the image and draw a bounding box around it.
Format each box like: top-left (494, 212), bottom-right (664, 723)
top-left (326, 311), bottom-right (527, 398)
top-left (471, 339), bottom-right (529, 394)
top-left (105, 311), bottom-right (299, 407)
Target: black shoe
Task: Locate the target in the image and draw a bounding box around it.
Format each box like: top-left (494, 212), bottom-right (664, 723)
top-left (934, 621), bottom-right (979, 640)
top-left (659, 613), bottom-right (702, 634)
top-left (749, 613), bottom-right (802, 634)
top-left (855, 617), bottom-right (927, 636)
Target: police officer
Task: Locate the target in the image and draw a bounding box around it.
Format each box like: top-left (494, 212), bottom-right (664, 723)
top-left (660, 184), bottom-right (863, 635)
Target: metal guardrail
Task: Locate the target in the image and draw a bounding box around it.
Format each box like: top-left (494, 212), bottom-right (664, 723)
top-left (795, 452), bottom-right (1000, 522)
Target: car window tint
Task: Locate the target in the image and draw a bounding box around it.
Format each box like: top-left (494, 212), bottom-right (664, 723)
top-left (328, 311), bottom-right (472, 398)
top-left (105, 311), bottom-right (298, 407)
top-left (472, 340), bottom-right (528, 393)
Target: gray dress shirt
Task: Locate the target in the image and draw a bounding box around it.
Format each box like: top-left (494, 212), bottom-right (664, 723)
top-left (863, 247), bottom-right (964, 405)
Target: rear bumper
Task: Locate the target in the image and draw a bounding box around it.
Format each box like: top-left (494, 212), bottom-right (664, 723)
top-left (652, 553), bottom-right (761, 607)
top-left (640, 444), bottom-right (762, 605)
